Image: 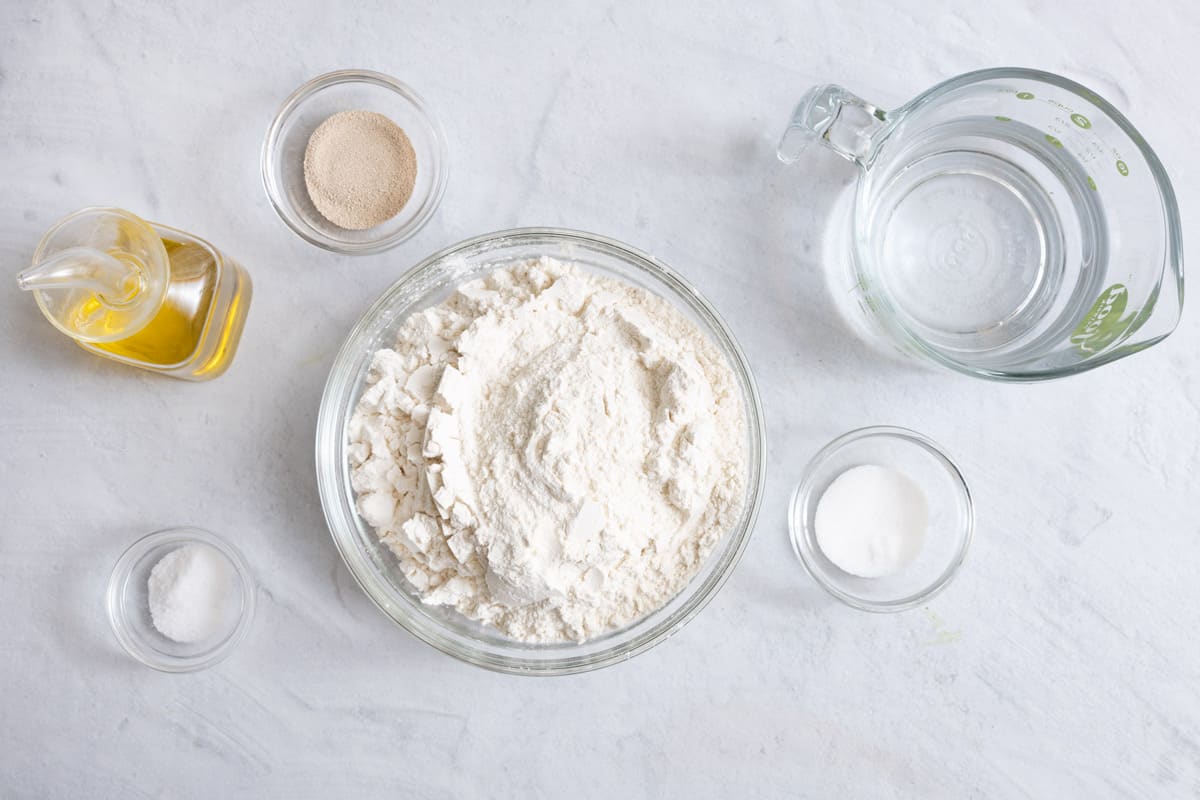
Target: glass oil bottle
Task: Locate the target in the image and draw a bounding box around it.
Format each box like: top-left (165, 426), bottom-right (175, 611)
top-left (17, 207), bottom-right (251, 380)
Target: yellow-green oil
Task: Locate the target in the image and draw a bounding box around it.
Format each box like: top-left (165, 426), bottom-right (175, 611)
top-left (80, 236), bottom-right (251, 380)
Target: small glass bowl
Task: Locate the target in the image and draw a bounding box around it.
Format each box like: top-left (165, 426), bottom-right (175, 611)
top-left (262, 69), bottom-right (448, 254)
top-left (106, 527), bottom-right (256, 672)
top-left (789, 426), bottom-right (973, 611)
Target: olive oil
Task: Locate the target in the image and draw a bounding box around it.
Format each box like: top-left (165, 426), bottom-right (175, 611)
top-left (86, 235), bottom-right (252, 378)
top-left (19, 208), bottom-right (251, 381)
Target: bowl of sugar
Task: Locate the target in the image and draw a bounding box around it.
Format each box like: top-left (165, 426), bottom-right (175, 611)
top-left (106, 527), bottom-right (256, 672)
top-left (789, 426), bottom-right (973, 611)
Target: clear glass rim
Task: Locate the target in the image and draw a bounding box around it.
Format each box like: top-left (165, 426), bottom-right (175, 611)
top-left (260, 69), bottom-right (449, 255)
top-left (788, 426), bottom-right (974, 612)
top-left (29, 206), bottom-right (171, 344)
top-left (315, 227), bottom-right (767, 675)
top-left (857, 66), bottom-right (1185, 382)
top-left (106, 527), bottom-right (257, 673)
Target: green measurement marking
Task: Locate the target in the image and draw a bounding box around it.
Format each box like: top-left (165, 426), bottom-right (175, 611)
top-left (1070, 284), bottom-right (1133, 354)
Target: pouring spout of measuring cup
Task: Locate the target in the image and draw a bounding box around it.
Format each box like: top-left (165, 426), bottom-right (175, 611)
top-left (777, 85), bottom-right (890, 167)
top-left (17, 246), bottom-right (143, 303)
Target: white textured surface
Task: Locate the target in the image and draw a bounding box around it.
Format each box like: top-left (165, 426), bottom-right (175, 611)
top-left (1, 1), bottom-right (1197, 796)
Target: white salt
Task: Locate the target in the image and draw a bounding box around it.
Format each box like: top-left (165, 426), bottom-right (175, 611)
top-left (147, 544), bottom-right (233, 643)
top-left (814, 464), bottom-right (928, 578)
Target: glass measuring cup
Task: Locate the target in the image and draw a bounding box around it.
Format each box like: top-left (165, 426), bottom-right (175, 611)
top-left (778, 68), bottom-right (1183, 380)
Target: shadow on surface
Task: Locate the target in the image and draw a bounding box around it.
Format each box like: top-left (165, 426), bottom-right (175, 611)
top-left (750, 144), bottom-right (913, 384)
top-left (68, 524), bottom-right (153, 673)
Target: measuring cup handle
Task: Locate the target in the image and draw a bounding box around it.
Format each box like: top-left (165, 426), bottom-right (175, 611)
top-left (777, 85), bottom-right (889, 166)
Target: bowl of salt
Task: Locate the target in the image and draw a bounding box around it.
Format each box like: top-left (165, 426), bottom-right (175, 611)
top-left (107, 527), bottom-right (255, 672)
top-left (788, 426), bottom-right (973, 612)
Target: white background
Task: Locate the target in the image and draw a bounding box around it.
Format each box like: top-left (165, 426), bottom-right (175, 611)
top-left (3, 1), bottom-right (1198, 797)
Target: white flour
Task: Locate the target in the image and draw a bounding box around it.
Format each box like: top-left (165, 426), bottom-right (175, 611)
top-left (348, 257), bottom-right (747, 642)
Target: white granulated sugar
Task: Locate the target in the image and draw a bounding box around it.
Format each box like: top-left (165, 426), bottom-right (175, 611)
top-left (814, 464), bottom-right (928, 578)
top-left (348, 257), bottom-right (748, 642)
top-left (147, 544), bottom-right (234, 643)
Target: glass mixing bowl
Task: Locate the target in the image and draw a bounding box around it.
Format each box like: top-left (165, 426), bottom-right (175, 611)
top-left (315, 229), bottom-right (765, 675)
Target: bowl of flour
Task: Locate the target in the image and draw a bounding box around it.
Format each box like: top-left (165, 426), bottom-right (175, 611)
top-left (317, 229), bottom-right (764, 674)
